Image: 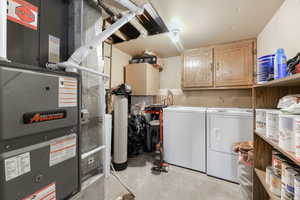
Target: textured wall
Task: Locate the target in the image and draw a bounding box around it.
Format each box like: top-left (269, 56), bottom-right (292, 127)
top-left (111, 46), bottom-right (131, 88)
top-left (160, 56), bottom-right (182, 89)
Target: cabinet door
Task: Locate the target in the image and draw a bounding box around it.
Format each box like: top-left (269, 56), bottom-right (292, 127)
top-left (147, 64), bottom-right (160, 95)
top-left (214, 41), bottom-right (254, 87)
top-left (125, 63), bottom-right (160, 95)
top-left (125, 64), bottom-right (147, 95)
top-left (183, 48), bottom-right (213, 88)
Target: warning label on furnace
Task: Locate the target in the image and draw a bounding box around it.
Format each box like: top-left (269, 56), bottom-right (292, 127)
top-left (49, 35), bottom-right (60, 64)
top-left (49, 134), bottom-right (77, 167)
top-left (58, 77), bottom-right (77, 107)
top-left (22, 183), bottom-right (56, 200)
top-left (5, 152), bottom-right (31, 181)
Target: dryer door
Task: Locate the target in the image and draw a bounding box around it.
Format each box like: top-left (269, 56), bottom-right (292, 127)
top-left (208, 113), bottom-right (253, 155)
top-left (206, 111), bottom-right (253, 182)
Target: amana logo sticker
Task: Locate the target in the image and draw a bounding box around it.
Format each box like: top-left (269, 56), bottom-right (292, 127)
top-left (23, 110), bottom-right (67, 124)
top-left (15, 6), bottom-right (35, 23)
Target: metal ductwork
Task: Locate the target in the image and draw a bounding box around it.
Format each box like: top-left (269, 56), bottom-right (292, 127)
top-left (97, 0), bottom-right (117, 17)
top-left (0, 0), bottom-right (7, 60)
top-left (87, 0), bottom-right (143, 14)
top-left (87, 0), bottom-right (101, 11)
top-left (56, 0), bottom-right (144, 74)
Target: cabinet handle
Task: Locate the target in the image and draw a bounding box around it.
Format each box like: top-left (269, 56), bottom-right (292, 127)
top-left (216, 62), bottom-right (220, 71)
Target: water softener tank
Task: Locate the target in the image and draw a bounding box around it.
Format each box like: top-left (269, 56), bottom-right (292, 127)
top-left (113, 95), bottom-right (128, 171)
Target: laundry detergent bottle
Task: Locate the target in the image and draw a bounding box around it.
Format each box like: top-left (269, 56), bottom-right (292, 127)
top-left (274, 48), bottom-right (287, 79)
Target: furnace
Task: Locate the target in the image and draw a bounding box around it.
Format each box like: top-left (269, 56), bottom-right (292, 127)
top-left (0, 61), bottom-right (80, 200)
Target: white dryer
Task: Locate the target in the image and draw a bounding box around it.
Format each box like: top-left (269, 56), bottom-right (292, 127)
top-left (206, 108), bottom-right (253, 182)
top-left (163, 107), bottom-right (206, 172)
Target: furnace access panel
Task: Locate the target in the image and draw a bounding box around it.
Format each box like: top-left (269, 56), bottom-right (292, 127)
top-left (0, 62), bottom-right (80, 200)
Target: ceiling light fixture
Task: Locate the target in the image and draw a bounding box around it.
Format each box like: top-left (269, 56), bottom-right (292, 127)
top-left (170, 28), bottom-right (180, 43)
top-left (168, 28), bottom-right (184, 52)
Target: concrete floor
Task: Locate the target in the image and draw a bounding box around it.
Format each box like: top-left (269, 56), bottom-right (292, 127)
top-left (105, 155), bottom-right (243, 200)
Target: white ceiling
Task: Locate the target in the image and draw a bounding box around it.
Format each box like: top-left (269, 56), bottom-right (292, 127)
top-left (115, 33), bottom-right (181, 57)
top-left (116, 0), bottom-right (284, 57)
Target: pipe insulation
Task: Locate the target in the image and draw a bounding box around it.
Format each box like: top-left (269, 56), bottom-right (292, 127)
top-left (0, 0), bottom-right (7, 60)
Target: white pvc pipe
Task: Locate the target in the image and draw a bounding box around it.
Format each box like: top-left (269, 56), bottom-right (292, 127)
top-left (57, 61), bottom-right (110, 80)
top-left (0, 0), bottom-right (7, 60)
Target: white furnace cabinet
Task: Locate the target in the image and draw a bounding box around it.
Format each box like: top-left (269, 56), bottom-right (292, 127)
top-left (206, 108), bottom-right (253, 182)
top-left (163, 107), bottom-right (206, 172)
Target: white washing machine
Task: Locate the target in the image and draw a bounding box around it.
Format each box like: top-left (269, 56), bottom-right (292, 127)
top-left (206, 108), bottom-right (253, 182)
top-left (163, 107), bottom-right (206, 172)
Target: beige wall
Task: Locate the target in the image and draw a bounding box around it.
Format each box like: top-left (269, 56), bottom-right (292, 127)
top-left (159, 56), bottom-right (252, 108)
top-left (160, 56), bottom-right (182, 90)
top-left (111, 46), bottom-right (131, 88)
top-left (257, 0), bottom-right (300, 59)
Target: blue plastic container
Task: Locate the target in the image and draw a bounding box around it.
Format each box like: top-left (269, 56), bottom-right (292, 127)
top-left (258, 54), bottom-right (275, 83)
top-left (274, 48), bottom-right (287, 79)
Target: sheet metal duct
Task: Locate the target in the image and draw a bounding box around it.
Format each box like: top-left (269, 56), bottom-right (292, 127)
top-left (87, 0), bottom-right (101, 12)
top-left (0, 0), bottom-right (6, 60)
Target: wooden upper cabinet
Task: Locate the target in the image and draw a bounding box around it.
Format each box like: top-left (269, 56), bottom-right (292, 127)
top-left (214, 40), bottom-right (254, 87)
top-left (125, 63), bottom-right (160, 96)
top-left (182, 48), bottom-right (213, 88)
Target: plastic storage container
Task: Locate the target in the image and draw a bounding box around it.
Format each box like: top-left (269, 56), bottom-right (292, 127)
top-left (258, 55), bottom-right (275, 83)
top-left (294, 117), bottom-right (300, 160)
top-left (266, 110), bottom-right (281, 142)
top-left (256, 109), bottom-right (268, 134)
top-left (274, 48), bottom-right (287, 79)
top-left (279, 115), bottom-right (296, 152)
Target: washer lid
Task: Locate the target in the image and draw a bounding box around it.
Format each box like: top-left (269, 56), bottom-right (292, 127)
top-left (207, 107), bottom-right (253, 115)
top-left (163, 106), bottom-right (207, 113)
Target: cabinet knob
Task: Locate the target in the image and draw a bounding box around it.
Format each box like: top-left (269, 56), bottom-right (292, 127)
top-left (216, 62), bottom-right (220, 71)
